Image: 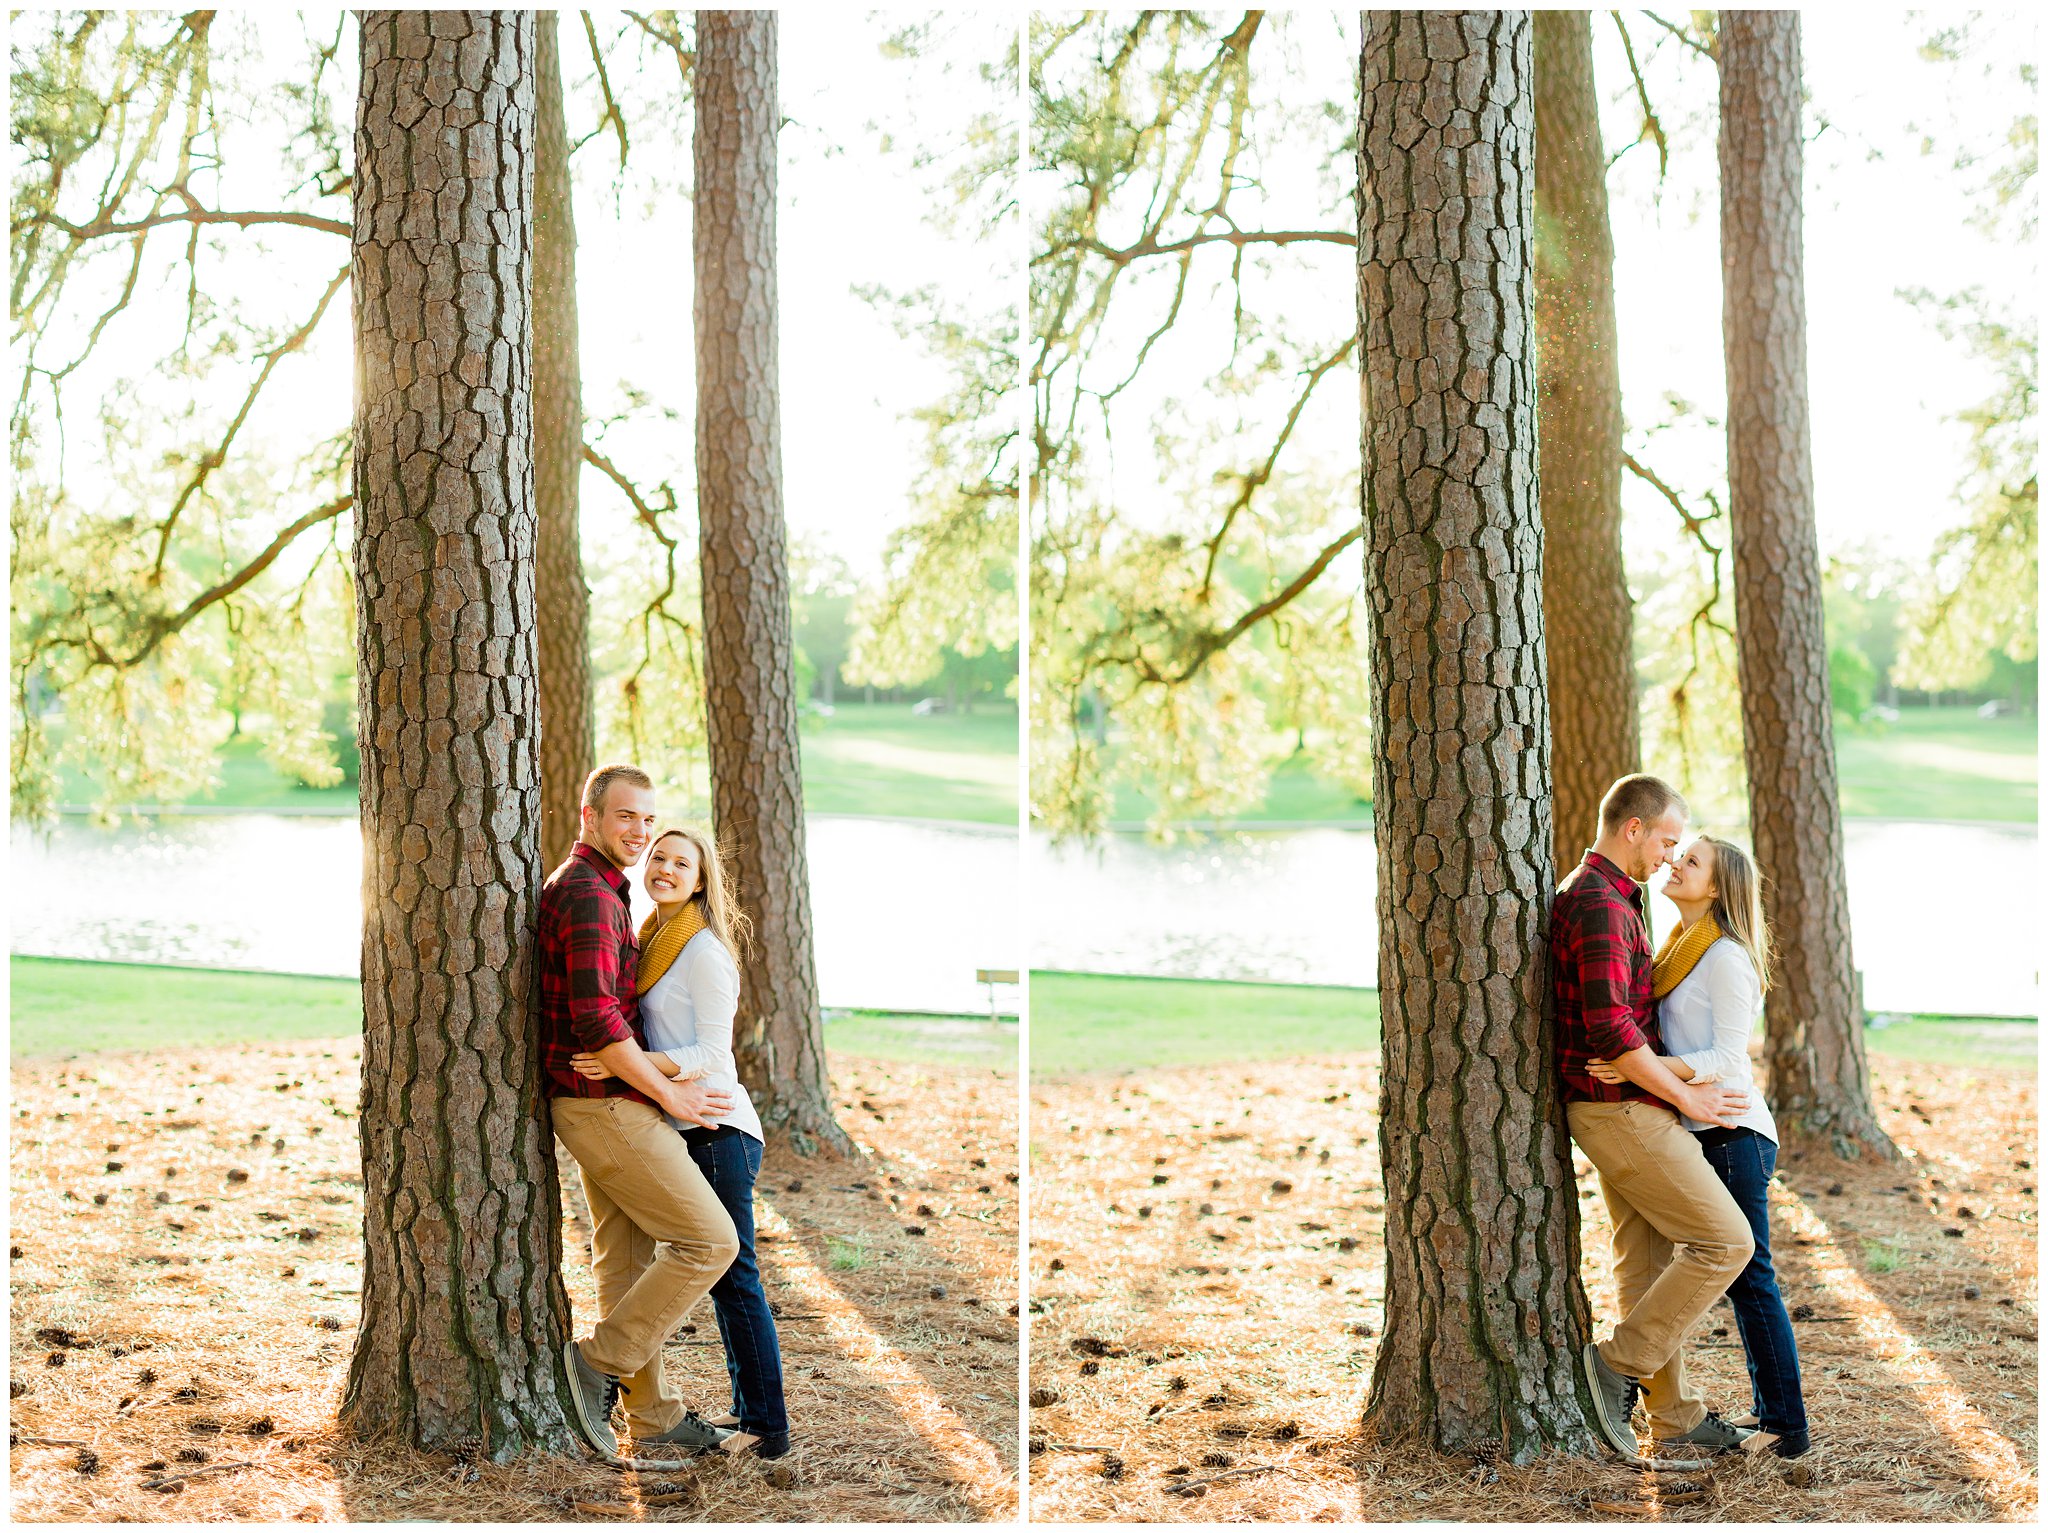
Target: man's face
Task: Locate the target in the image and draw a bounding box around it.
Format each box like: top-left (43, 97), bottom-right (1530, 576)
top-left (1625, 808), bottom-right (1687, 885)
top-left (583, 782), bottom-right (659, 871)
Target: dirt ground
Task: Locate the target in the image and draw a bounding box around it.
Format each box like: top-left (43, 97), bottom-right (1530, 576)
top-left (1028, 1053), bottom-right (2037, 1522)
top-left (8, 1042), bottom-right (1019, 1522)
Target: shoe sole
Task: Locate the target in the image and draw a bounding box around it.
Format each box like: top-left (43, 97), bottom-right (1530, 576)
top-left (561, 1340), bottom-right (618, 1459)
top-left (1582, 1343), bottom-right (1641, 1459)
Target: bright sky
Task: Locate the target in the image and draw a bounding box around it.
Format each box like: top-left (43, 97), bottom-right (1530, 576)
top-left (1040, 10), bottom-right (2037, 578)
top-left (18, 10), bottom-right (1016, 583)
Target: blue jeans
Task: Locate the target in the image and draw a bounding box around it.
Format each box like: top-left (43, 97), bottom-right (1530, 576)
top-left (1695, 1126), bottom-right (1808, 1444)
top-left (680, 1125), bottom-right (787, 1438)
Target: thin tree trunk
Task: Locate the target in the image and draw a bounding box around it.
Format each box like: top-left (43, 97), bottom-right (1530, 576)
top-left (1718, 12), bottom-right (1894, 1160)
top-left (534, 12), bottom-right (595, 872)
top-left (694, 10), bottom-right (852, 1158)
top-left (1534, 10), bottom-right (1639, 875)
top-left (1357, 9), bottom-right (1598, 1463)
top-left (343, 10), bottom-right (577, 1458)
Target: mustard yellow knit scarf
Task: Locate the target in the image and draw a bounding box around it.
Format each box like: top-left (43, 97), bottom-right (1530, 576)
top-left (637, 899), bottom-right (707, 995)
top-left (1651, 911), bottom-right (1724, 999)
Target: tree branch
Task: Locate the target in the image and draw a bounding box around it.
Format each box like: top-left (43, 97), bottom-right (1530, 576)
top-left (1049, 226), bottom-right (1355, 269)
top-left (1622, 449), bottom-right (1720, 554)
top-left (1639, 10), bottom-right (1718, 65)
top-left (1171, 522), bottom-right (1365, 686)
top-left (33, 201), bottom-right (348, 241)
top-left (1198, 335), bottom-right (1359, 597)
top-left (151, 262), bottom-right (351, 580)
top-left (1608, 13), bottom-right (1671, 181)
top-left (581, 442), bottom-right (679, 550)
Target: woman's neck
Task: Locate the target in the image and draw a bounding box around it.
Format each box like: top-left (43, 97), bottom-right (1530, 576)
top-left (654, 896), bottom-right (693, 922)
top-left (1672, 897), bottom-right (1712, 929)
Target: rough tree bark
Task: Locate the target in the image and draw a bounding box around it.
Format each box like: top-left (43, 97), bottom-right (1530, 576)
top-left (1718, 11), bottom-right (1894, 1159)
top-left (1356, 10), bottom-right (1599, 1462)
top-left (534, 11), bottom-right (596, 872)
top-left (1533, 10), bottom-right (1639, 875)
top-left (343, 10), bottom-right (578, 1456)
top-left (693, 11), bottom-right (852, 1157)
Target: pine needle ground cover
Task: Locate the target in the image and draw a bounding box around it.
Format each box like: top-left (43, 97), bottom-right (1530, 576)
top-left (9, 1043), bottom-right (1019, 1522)
top-left (1027, 1054), bottom-right (2036, 1521)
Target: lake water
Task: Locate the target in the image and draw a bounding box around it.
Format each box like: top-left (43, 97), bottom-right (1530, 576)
top-left (1032, 819), bottom-right (2041, 1019)
top-left (10, 813), bottom-right (1020, 1018)
top-left (14, 813), bottom-right (2037, 1019)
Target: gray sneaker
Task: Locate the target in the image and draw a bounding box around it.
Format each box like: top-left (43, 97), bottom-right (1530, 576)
top-left (563, 1339), bottom-right (621, 1458)
top-left (1583, 1342), bottom-right (1642, 1458)
top-left (633, 1410), bottom-right (735, 1455)
top-left (1656, 1409), bottom-right (1758, 1455)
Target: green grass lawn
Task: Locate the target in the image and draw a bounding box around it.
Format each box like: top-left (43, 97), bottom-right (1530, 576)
top-left (1108, 751), bottom-right (1371, 826)
top-left (51, 701), bottom-right (1018, 824)
top-left (796, 703), bottom-right (1016, 823)
top-left (1833, 706), bottom-right (2037, 822)
top-left (1103, 704), bottom-right (2035, 826)
top-left (1029, 970), bottom-right (2033, 1079)
top-left (1029, 971), bottom-right (1381, 1077)
top-left (9, 956), bottom-right (1015, 1070)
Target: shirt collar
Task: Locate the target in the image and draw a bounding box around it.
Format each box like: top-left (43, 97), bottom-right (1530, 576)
top-left (572, 840), bottom-right (630, 898)
top-left (1581, 850), bottom-right (1641, 898)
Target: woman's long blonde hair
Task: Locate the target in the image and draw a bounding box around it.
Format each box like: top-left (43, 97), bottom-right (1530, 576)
top-left (1700, 834), bottom-right (1773, 994)
top-left (650, 824), bottom-right (753, 960)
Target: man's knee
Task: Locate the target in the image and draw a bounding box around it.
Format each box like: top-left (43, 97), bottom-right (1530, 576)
top-left (1705, 1221), bottom-right (1756, 1277)
top-left (657, 1203), bottom-right (738, 1270)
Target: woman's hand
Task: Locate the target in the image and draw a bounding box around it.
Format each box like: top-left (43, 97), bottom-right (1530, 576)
top-left (1585, 1056), bottom-right (1625, 1085)
top-left (569, 1051), bottom-right (615, 1081)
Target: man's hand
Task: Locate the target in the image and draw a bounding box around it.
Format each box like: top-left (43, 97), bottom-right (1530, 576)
top-left (1675, 1080), bottom-right (1749, 1129)
top-left (660, 1076), bottom-right (735, 1129)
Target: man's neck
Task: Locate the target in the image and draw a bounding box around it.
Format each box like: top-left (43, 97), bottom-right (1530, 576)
top-left (577, 837), bottom-right (620, 874)
top-left (1589, 839), bottom-right (1639, 883)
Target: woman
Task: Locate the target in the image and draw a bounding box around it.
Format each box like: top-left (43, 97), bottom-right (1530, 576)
top-left (1589, 834), bottom-right (1810, 1460)
top-left (572, 825), bottom-right (790, 1460)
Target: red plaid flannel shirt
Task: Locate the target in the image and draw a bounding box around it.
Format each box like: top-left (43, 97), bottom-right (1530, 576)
top-left (1552, 850), bottom-right (1662, 1106)
top-left (537, 842), bottom-right (655, 1107)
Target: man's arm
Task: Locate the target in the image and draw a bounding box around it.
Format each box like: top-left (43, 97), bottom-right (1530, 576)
top-left (1606, 1044), bottom-right (1746, 1127)
top-left (591, 1039), bottom-right (731, 1125)
top-left (558, 888), bottom-right (727, 1124)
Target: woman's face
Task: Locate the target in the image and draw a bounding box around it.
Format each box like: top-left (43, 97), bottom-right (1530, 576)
top-left (1663, 838), bottom-right (1719, 906)
top-left (644, 837), bottom-right (702, 906)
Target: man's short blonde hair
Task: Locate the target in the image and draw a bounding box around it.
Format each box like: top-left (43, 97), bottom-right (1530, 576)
top-left (1598, 773), bottom-right (1686, 835)
top-left (581, 763), bottom-right (654, 814)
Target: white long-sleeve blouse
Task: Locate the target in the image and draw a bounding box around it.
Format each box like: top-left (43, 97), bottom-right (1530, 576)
top-left (636, 928), bottom-right (764, 1144)
top-left (1656, 936), bottom-right (1779, 1144)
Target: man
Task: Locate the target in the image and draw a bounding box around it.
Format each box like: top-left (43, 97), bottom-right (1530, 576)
top-left (541, 762), bottom-right (741, 1460)
top-left (1554, 773), bottom-right (1758, 1458)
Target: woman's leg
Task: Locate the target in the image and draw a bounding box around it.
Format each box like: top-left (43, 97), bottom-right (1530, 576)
top-left (685, 1128), bottom-right (789, 1441)
top-left (1699, 1129), bottom-right (1809, 1450)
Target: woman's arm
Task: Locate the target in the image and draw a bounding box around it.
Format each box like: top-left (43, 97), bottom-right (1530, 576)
top-left (1673, 945), bottom-right (1760, 1089)
top-left (648, 941), bottom-right (741, 1083)
top-left (569, 1048), bottom-right (681, 1079)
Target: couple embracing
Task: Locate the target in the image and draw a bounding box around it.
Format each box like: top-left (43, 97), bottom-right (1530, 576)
top-left (1557, 773), bottom-right (1811, 1462)
top-left (539, 763), bottom-right (791, 1462)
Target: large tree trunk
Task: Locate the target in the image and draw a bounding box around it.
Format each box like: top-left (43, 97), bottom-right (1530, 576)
top-left (1533, 10), bottom-right (1639, 875)
top-left (693, 11), bottom-right (852, 1158)
top-left (1718, 12), bottom-right (1894, 1160)
top-left (533, 11), bottom-right (595, 872)
top-left (1357, 9), bottom-right (1598, 1463)
top-left (343, 10), bottom-right (578, 1457)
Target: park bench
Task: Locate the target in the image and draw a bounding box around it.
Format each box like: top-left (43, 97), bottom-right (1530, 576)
top-left (976, 967), bottom-right (1019, 1018)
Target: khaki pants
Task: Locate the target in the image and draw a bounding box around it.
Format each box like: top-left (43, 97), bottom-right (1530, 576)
top-left (552, 1097), bottom-right (740, 1435)
top-left (1568, 1099), bottom-right (1755, 1437)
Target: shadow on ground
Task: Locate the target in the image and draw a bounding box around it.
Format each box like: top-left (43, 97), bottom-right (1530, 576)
top-left (8, 1042), bottom-right (1019, 1522)
top-left (1026, 1054), bottom-right (2036, 1522)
